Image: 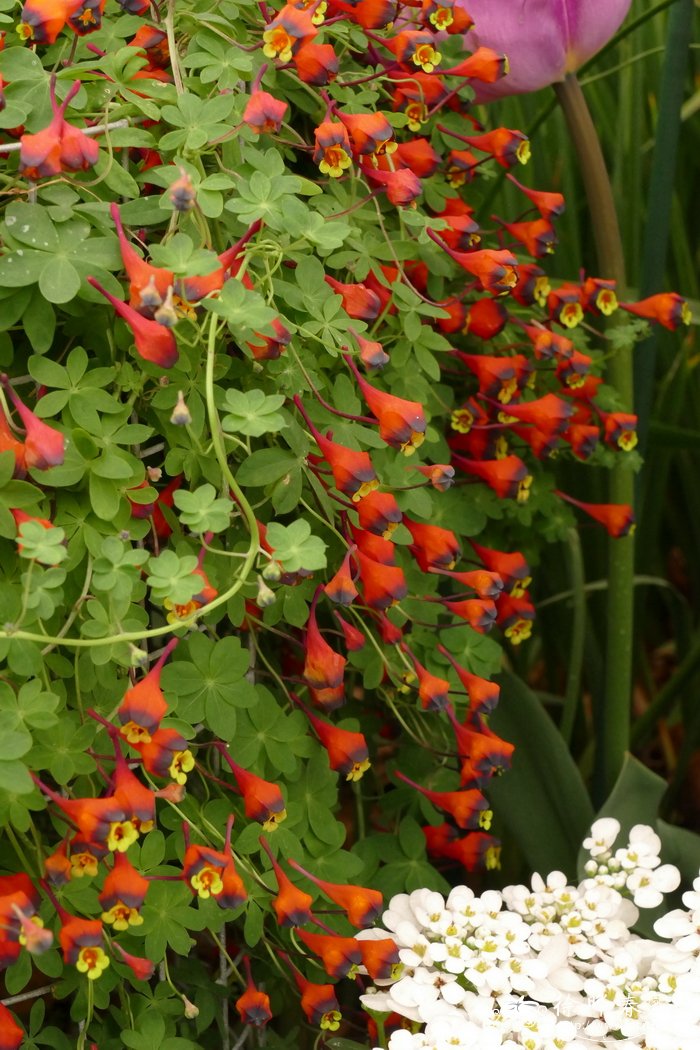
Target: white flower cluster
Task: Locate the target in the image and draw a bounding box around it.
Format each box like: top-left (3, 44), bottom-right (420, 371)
top-left (362, 819), bottom-right (700, 1050)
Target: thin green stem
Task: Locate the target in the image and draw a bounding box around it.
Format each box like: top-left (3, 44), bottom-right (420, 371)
top-left (554, 74), bottom-right (634, 798)
top-left (560, 529), bottom-right (587, 747)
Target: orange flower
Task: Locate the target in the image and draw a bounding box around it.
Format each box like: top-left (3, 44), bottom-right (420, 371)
top-left (87, 277), bottom-right (178, 369)
top-left (357, 491), bottom-right (402, 539)
top-left (497, 216), bottom-right (557, 258)
top-left (412, 463), bottom-right (455, 491)
top-left (401, 645), bottom-right (451, 711)
top-left (438, 653), bottom-right (501, 719)
top-left (131, 727), bottom-right (195, 785)
top-left (403, 517), bottom-right (461, 572)
top-left (289, 859), bottom-right (382, 927)
top-left (334, 611), bottom-right (366, 653)
top-left (117, 637), bottom-right (178, 744)
top-left (113, 943), bottom-right (155, 981)
top-left (18, 0), bottom-right (73, 46)
top-left (0, 1003), bottom-right (24, 1049)
top-left (441, 46), bottom-right (508, 82)
top-left (512, 264), bottom-right (551, 307)
top-left (547, 283), bottom-right (584, 328)
top-left (384, 30), bottom-right (442, 73)
top-left (0, 411), bottom-right (27, 478)
top-left (313, 121), bottom-right (353, 178)
top-left (619, 291), bottom-right (691, 330)
top-left (236, 958), bottom-right (272, 1026)
top-left (556, 491), bottom-right (635, 538)
top-left (452, 453), bottom-right (533, 503)
top-left (1, 376), bottom-right (64, 470)
top-left (325, 275), bottom-right (381, 320)
top-left (293, 41), bottom-right (339, 84)
top-left (442, 597), bottom-right (498, 633)
top-left (295, 395), bottom-right (379, 502)
top-left (58, 916), bottom-right (109, 979)
top-left (297, 929), bottom-right (362, 978)
top-left (262, 5), bottom-right (316, 62)
top-left (428, 234), bottom-right (519, 294)
top-left (99, 852), bottom-right (149, 930)
top-left (338, 111), bottom-right (397, 162)
top-left (356, 935), bottom-right (401, 979)
top-left (283, 953), bottom-right (342, 1029)
top-left (217, 747), bottom-right (287, 831)
top-left (448, 127), bottom-right (530, 168)
top-left (356, 550), bottom-right (407, 610)
top-left (324, 547), bottom-right (359, 605)
top-left (292, 693), bottom-right (370, 780)
top-left (396, 770), bottom-right (492, 830)
top-left (243, 90), bottom-right (288, 133)
top-left (110, 202), bottom-right (173, 314)
top-left (303, 587), bottom-right (347, 692)
top-left (259, 836), bottom-right (313, 926)
top-left (506, 173), bottom-right (565, 220)
top-left (424, 825), bottom-right (501, 872)
top-left (345, 354), bottom-right (427, 454)
top-left (468, 539), bottom-right (531, 596)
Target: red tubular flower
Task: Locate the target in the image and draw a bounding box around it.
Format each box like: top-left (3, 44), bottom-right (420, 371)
top-left (446, 148), bottom-right (480, 187)
top-left (334, 611), bottom-right (366, 653)
top-left (562, 423), bottom-right (599, 460)
top-left (32, 775), bottom-right (127, 852)
top-left (304, 588), bottom-right (347, 693)
top-left (283, 955), bottom-right (342, 1030)
top-left (131, 727), bottom-right (195, 785)
top-left (401, 645), bottom-right (451, 711)
top-left (99, 852), bottom-right (149, 930)
top-left (601, 411), bottom-right (638, 452)
top-left (18, 0), bottom-right (73, 43)
top-left (183, 845), bottom-right (246, 910)
top-left (19, 79), bottom-right (99, 177)
top-left (466, 298), bottom-right (508, 340)
top-left (289, 860), bottom-right (382, 928)
top-left (339, 111), bottom-right (397, 162)
top-left (395, 770), bottom-right (492, 831)
top-left (87, 277), bottom-right (178, 369)
top-left (345, 354), bottom-right (427, 455)
top-left (442, 597), bottom-right (498, 633)
top-left (44, 839), bottom-right (72, 886)
top-left (259, 836), bottom-right (313, 926)
top-left (297, 929), bottom-right (362, 978)
top-left (236, 957), bottom-right (272, 1027)
top-left (450, 127), bottom-right (530, 168)
top-left (0, 1003), bottom-right (24, 1049)
top-left (328, 0), bottom-right (393, 26)
top-left (110, 202), bottom-right (173, 314)
top-left (292, 693), bottom-right (370, 780)
top-left (506, 173), bottom-right (565, 220)
top-left (468, 540), bottom-right (531, 596)
top-left (262, 4), bottom-right (316, 61)
top-left (216, 745), bottom-right (287, 831)
top-left (356, 550), bottom-right (407, 610)
top-left (325, 275), bottom-right (381, 320)
top-left (295, 396), bottom-right (379, 502)
top-left (0, 411), bottom-right (27, 478)
top-left (112, 943), bottom-right (155, 981)
top-left (495, 592), bottom-right (535, 644)
top-left (452, 454), bottom-right (533, 504)
top-left (59, 915), bottom-right (109, 979)
top-left (355, 332), bottom-right (389, 369)
top-left (395, 138), bottom-right (441, 177)
top-left (556, 491), bottom-right (635, 538)
top-left (556, 349), bottom-right (592, 389)
top-left (117, 637), bottom-right (179, 744)
top-left (497, 216), bottom-right (557, 258)
top-left (376, 611), bottom-right (404, 644)
top-left (313, 121), bottom-right (353, 177)
top-left (452, 718), bottom-right (515, 787)
top-left (434, 569), bottom-right (504, 599)
top-left (438, 653), bottom-right (501, 720)
top-left (350, 526), bottom-right (396, 565)
top-left (293, 41), bottom-right (339, 85)
top-left (364, 164), bottom-right (423, 208)
top-left (424, 825), bottom-right (501, 872)
top-left (1, 376), bottom-right (64, 470)
top-left (498, 393), bottom-right (574, 438)
top-left (324, 547), bottom-right (359, 605)
top-left (619, 292), bottom-right (691, 330)
top-left (512, 263), bottom-right (551, 307)
top-left (357, 491), bottom-right (402, 539)
top-left (421, 0), bottom-right (473, 32)
top-left (547, 284), bottom-right (584, 328)
top-left (243, 90), bottom-right (288, 133)
top-left (403, 517), bottom-right (461, 572)
top-left (580, 277), bottom-right (617, 316)
top-left (428, 233), bottom-right (519, 294)
top-left (441, 46), bottom-right (508, 82)
top-left (413, 463), bottom-right (455, 491)
top-left (383, 30), bottom-right (442, 72)
top-left (356, 935), bottom-right (401, 980)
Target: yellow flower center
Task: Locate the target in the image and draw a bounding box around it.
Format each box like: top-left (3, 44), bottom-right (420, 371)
top-left (598, 290), bottom-right (618, 315)
top-left (347, 758), bottom-right (371, 782)
top-left (191, 865), bottom-right (224, 899)
top-left (479, 808), bottom-right (493, 831)
top-left (412, 45), bottom-right (441, 73)
top-left (120, 720), bottom-right (152, 745)
top-left (319, 146), bottom-right (352, 178)
top-left (430, 7), bottom-right (453, 29)
top-left (617, 431), bottom-right (638, 451)
top-left (533, 276), bottom-right (550, 306)
top-left (169, 749), bottom-right (195, 785)
top-left (102, 903), bottom-right (144, 931)
top-left (506, 618), bottom-right (533, 644)
top-left (71, 853), bottom-right (99, 878)
top-left (353, 478), bottom-right (380, 502)
top-left (559, 303), bottom-right (583, 328)
top-left (451, 408), bottom-right (474, 433)
top-left (516, 140), bottom-right (531, 164)
top-left (517, 475), bottom-right (533, 503)
top-left (400, 431), bottom-right (424, 456)
top-left (262, 808), bottom-right (287, 832)
top-left (262, 27), bottom-right (296, 63)
top-left (321, 1010), bottom-right (341, 1031)
top-left (406, 103), bottom-right (427, 131)
top-left (107, 820), bottom-right (140, 853)
top-left (77, 946), bottom-right (110, 979)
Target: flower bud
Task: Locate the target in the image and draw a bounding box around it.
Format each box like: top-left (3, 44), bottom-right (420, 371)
top-left (261, 559), bottom-right (282, 583)
top-left (154, 286), bottom-right (179, 328)
top-left (256, 576), bottom-right (276, 608)
top-left (183, 997), bottom-right (199, 1019)
top-left (170, 168), bottom-right (197, 212)
top-left (170, 391), bottom-right (192, 427)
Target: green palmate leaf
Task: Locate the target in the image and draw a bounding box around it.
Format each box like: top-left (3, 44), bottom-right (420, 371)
top-left (488, 671), bottom-right (595, 878)
top-left (146, 550), bottom-right (201, 603)
top-left (16, 521), bottom-right (68, 565)
top-left (160, 633), bottom-right (256, 732)
top-left (221, 389), bottom-right (287, 437)
top-left (203, 277), bottom-right (278, 338)
top-left (149, 232), bottom-right (219, 277)
top-left (173, 484), bottom-right (232, 533)
top-left (265, 519), bottom-right (327, 573)
top-left (236, 449), bottom-right (300, 487)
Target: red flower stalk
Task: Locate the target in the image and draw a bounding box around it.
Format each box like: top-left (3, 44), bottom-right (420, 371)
top-left (403, 517), bottom-right (461, 572)
top-left (356, 549), bottom-right (407, 610)
top-left (282, 953), bottom-right (342, 1030)
top-left (259, 836), bottom-right (313, 926)
top-left (400, 645), bottom-right (451, 711)
top-left (428, 232), bottom-right (519, 294)
top-left (236, 957), bottom-right (272, 1027)
top-left (130, 727), bottom-right (195, 785)
top-left (510, 264), bottom-right (550, 308)
top-left (112, 942), bottom-right (155, 981)
top-left (288, 859), bottom-right (382, 927)
top-left (547, 284), bottom-right (584, 328)
top-left (294, 691), bottom-right (370, 780)
top-left (313, 121), bottom-right (353, 178)
top-left (324, 547), bottom-right (359, 605)
top-left (381, 30), bottom-right (442, 73)
top-left (243, 89), bottom-right (288, 134)
top-left (58, 915), bottom-right (110, 979)
top-left (296, 928), bottom-right (362, 978)
top-left (0, 411), bottom-right (27, 478)
top-left (438, 653), bottom-right (501, 720)
top-left (444, 127), bottom-right (530, 168)
top-left (601, 411), bottom-right (638, 452)
top-left (619, 292), bottom-right (691, 330)
top-left (442, 597), bottom-right (498, 633)
top-left (356, 935), bottom-right (401, 979)
top-left (441, 46), bottom-right (508, 82)
top-left (262, 4), bottom-right (316, 62)
top-left (293, 42), bottom-right (339, 85)
top-left (357, 491), bottom-right (402, 539)
top-left (110, 202), bottom-right (173, 314)
top-left (334, 611), bottom-right (366, 653)
top-left (452, 454), bottom-right (533, 504)
top-left (424, 825), bottom-right (501, 872)
top-left (344, 354), bottom-right (427, 455)
top-left (506, 174), bottom-right (565, 221)
top-left (413, 463), bottom-right (455, 491)
top-left (350, 525), bottom-right (397, 565)
top-left (87, 277), bottom-right (178, 369)
top-left (99, 851), bottom-right (149, 931)
top-left (468, 539), bottom-right (531, 596)
top-left (556, 491), bottom-right (635, 538)
top-left (395, 770), bottom-right (492, 830)
top-left (338, 111), bottom-right (397, 162)
top-left (497, 216), bottom-right (557, 258)
top-left (325, 275), bottom-right (381, 321)
top-left (304, 587), bottom-right (347, 692)
top-left (116, 637), bottom-right (179, 743)
top-left (216, 745), bottom-right (287, 831)
top-left (0, 1003), bottom-right (24, 1049)
top-left (294, 395), bottom-right (379, 502)
top-left (1, 376), bottom-right (65, 471)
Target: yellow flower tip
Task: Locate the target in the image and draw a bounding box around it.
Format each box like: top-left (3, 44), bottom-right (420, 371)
top-left (16, 22), bottom-right (33, 40)
top-left (107, 820), bottom-right (140, 853)
top-left (516, 140), bottom-right (531, 164)
top-left (618, 432), bottom-right (638, 452)
top-left (486, 846), bottom-right (502, 870)
top-left (479, 809), bottom-right (494, 831)
top-left (599, 291), bottom-right (618, 316)
top-left (321, 1011), bottom-right (342, 1032)
top-left (191, 867), bottom-right (224, 898)
top-left (262, 808), bottom-right (287, 832)
top-left (534, 277), bottom-right (551, 306)
top-left (347, 758), bottom-right (371, 782)
top-left (516, 476), bottom-right (533, 503)
top-left (77, 946), bottom-right (110, 979)
top-left (121, 721), bottom-right (152, 745)
top-left (560, 304), bottom-right (583, 328)
top-left (169, 749), bottom-right (195, 785)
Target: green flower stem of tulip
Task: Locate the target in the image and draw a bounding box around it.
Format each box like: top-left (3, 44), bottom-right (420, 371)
top-left (554, 74), bottom-right (634, 797)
